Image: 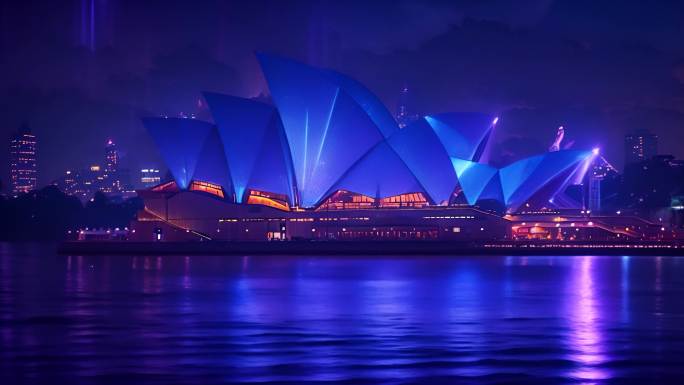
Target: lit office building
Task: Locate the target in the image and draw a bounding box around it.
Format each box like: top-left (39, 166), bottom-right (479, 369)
top-left (9, 125), bottom-right (37, 195)
top-left (55, 170), bottom-right (77, 195)
top-left (102, 139), bottom-right (120, 193)
top-left (52, 165), bottom-right (103, 201)
top-left (625, 129), bottom-right (658, 164)
top-left (140, 168), bottom-right (161, 188)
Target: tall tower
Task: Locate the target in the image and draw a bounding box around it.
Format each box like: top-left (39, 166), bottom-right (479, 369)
top-left (9, 125), bottom-right (37, 195)
top-left (588, 171), bottom-right (602, 212)
top-left (103, 139), bottom-right (120, 192)
top-left (549, 126), bottom-right (565, 152)
top-left (587, 153), bottom-right (618, 212)
top-left (625, 129), bottom-right (658, 164)
top-left (396, 85), bottom-right (418, 129)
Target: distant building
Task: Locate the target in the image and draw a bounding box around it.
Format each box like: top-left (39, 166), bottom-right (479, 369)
top-left (102, 139), bottom-right (120, 193)
top-left (9, 125), bottom-right (37, 195)
top-left (625, 129), bottom-right (658, 164)
top-left (118, 168), bottom-right (133, 190)
top-left (140, 168), bottom-right (161, 188)
top-left (59, 170), bottom-right (77, 195)
top-left (82, 165), bottom-right (104, 199)
top-left (396, 86), bottom-right (419, 128)
top-left (588, 159), bottom-right (618, 212)
top-left (51, 165), bottom-right (101, 200)
top-left (51, 139), bottom-right (138, 201)
top-left (622, 155), bottom-right (684, 209)
top-left (588, 175), bottom-right (601, 212)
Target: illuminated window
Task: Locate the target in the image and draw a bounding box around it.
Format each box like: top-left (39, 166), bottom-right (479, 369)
top-left (316, 190), bottom-right (430, 209)
top-left (379, 192), bottom-right (428, 208)
top-left (190, 180), bottom-right (225, 199)
top-left (316, 190), bottom-right (375, 210)
top-left (246, 190), bottom-right (289, 211)
top-left (151, 180), bottom-right (179, 192)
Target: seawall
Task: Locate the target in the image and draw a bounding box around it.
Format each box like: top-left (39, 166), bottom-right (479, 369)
top-left (58, 240), bottom-right (684, 256)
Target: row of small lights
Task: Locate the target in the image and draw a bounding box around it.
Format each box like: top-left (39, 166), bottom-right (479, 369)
top-left (485, 243), bottom-right (678, 248)
top-left (517, 220), bottom-right (666, 232)
top-left (68, 227), bottom-right (135, 234)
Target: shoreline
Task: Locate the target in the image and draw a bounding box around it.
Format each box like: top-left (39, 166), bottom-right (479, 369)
top-left (57, 240), bottom-right (684, 256)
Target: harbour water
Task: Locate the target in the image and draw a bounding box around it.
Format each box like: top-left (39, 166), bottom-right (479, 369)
top-left (1, 243), bottom-right (684, 384)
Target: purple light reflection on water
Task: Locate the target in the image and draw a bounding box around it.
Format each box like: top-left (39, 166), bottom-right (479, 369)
top-left (621, 256), bottom-right (631, 324)
top-left (182, 256), bottom-right (191, 289)
top-left (3, 246), bottom-right (684, 384)
top-left (566, 256), bottom-right (611, 382)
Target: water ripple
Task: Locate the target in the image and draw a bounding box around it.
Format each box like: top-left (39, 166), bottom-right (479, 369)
top-left (2, 247), bottom-right (684, 384)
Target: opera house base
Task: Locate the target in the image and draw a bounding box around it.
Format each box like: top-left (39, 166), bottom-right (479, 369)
top-left (59, 189), bottom-right (684, 255)
top-left (129, 189), bottom-right (511, 242)
top-left (58, 240), bottom-right (684, 256)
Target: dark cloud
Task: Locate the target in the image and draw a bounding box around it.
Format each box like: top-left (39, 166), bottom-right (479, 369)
top-left (1, 0), bottom-right (684, 186)
top-left (307, 0), bottom-right (554, 54)
top-left (0, 43), bottom-right (242, 184)
top-left (540, 0), bottom-right (684, 54)
top-left (106, 45), bottom-right (241, 114)
top-left (335, 17), bottom-right (684, 166)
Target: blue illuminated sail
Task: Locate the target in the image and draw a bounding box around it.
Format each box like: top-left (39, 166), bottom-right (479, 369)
top-left (258, 53), bottom-right (385, 206)
top-left (324, 141), bottom-right (426, 201)
top-left (142, 117), bottom-right (213, 189)
top-left (425, 113), bottom-right (495, 161)
top-left (204, 92), bottom-right (295, 203)
top-left (388, 118), bottom-right (456, 204)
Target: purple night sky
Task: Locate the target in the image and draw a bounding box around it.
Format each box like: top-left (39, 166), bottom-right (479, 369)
top-left (1, 0), bottom-right (684, 186)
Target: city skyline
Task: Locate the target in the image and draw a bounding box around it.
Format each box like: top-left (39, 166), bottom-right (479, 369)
top-left (49, 137), bottom-right (164, 200)
top-left (1, 100), bottom-right (676, 209)
top-left (0, 103), bottom-right (672, 191)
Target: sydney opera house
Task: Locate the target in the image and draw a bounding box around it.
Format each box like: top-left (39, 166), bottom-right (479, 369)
top-left (129, 53), bottom-right (642, 242)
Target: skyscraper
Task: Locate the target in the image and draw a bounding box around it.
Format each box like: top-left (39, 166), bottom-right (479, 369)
top-left (625, 129), bottom-right (658, 164)
top-left (586, 154), bottom-right (620, 212)
top-left (54, 170), bottom-right (77, 195)
top-left (9, 125), bottom-right (37, 194)
top-left (103, 139), bottom-right (120, 193)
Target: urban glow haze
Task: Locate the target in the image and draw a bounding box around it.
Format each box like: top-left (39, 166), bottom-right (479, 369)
top-left (5, 3), bottom-right (684, 384)
top-left (2, 0), bottom-right (684, 187)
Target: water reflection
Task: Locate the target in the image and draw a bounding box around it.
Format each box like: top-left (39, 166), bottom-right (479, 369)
top-left (182, 256), bottom-right (191, 289)
top-left (621, 256), bottom-right (630, 324)
top-left (655, 256), bottom-right (663, 316)
top-left (2, 246), bottom-right (684, 384)
top-left (567, 256), bottom-right (610, 381)
top-left (0, 247), bottom-right (12, 347)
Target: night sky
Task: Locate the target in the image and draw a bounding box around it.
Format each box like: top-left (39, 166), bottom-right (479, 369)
top-left (1, 0), bottom-right (684, 186)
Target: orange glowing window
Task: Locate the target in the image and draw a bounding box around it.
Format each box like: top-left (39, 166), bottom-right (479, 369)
top-left (151, 180), bottom-right (179, 192)
top-left (379, 192), bottom-right (428, 208)
top-left (189, 180), bottom-right (225, 199)
top-left (247, 195), bottom-right (290, 211)
top-left (316, 190), bottom-right (375, 210)
top-left (246, 190), bottom-right (290, 211)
